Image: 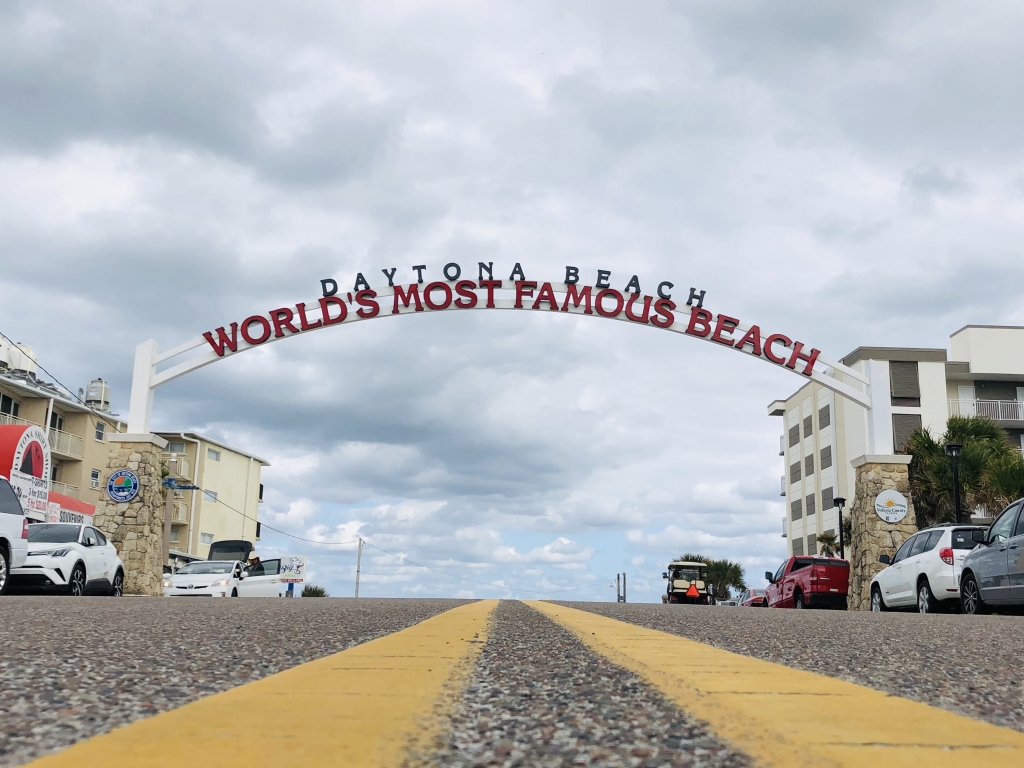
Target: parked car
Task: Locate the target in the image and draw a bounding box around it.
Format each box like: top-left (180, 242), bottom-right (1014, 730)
top-left (163, 560), bottom-right (247, 597)
top-left (960, 498), bottom-right (1024, 614)
top-left (765, 556), bottom-right (849, 609)
top-left (716, 599), bottom-right (739, 606)
top-left (870, 524), bottom-right (982, 613)
top-left (0, 478), bottom-right (29, 595)
top-left (163, 557), bottom-right (283, 597)
top-left (11, 523), bottom-right (124, 596)
top-left (738, 588), bottom-right (767, 607)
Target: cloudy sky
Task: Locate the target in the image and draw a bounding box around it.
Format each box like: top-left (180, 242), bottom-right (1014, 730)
top-left (3, 1), bottom-right (1024, 601)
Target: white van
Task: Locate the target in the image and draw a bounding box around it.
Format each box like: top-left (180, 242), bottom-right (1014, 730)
top-left (0, 477), bottom-right (29, 595)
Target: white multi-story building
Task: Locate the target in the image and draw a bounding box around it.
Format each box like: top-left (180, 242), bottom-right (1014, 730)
top-left (770, 326), bottom-right (1024, 556)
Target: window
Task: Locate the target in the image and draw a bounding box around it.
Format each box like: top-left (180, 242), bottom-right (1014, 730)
top-left (94, 529), bottom-right (107, 546)
top-left (803, 415), bottom-right (812, 438)
top-left (82, 528), bottom-right (98, 547)
top-left (1014, 509), bottom-right (1024, 539)
top-left (49, 412), bottom-right (64, 431)
top-left (909, 534), bottom-right (930, 558)
top-left (892, 414), bottom-right (923, 453)
top-left (889, 361), bottom-right (921, 407)
top-left (166, 441), bottom-right (186, 454)
top-left (203, 490), bottom-right (218, 503)
top-left (0, 480), bottom-right (22, 515)
top-left (790, 462), bottom-right (801, 483)
top-left (804, 455), bottom-right (814, 477)
top-left (95, 422), bottom-right (105, 441)
top-left (207, 448), bottom-right (221, 462)
top-left (818, 405), bottom-right (830, 429)
top-left (90, 469), bottom-right (101, 490)
top-left (951, 528), bottom-right (979, 549)
top-left (1, 393), bottom-right (20, 418)
top-left (806, 535), bottom-right (817, 555)
top-left (892, 535), bottom-right (915, 564)
top-left (821, 487), bottom-right (834, 511)
top-left (791, 499), bottom-right (802, 520)
top-left (774, 562), bottom-right (787, 582)
top-left (988, 503), bottom-right (1020, 544)
top-left (50, 466), bottom-right (58, 482)
top-left (792, 538), bottom-right (804, 556)
top-left (788, 425), bottom-right (800, 447)
top-left (820, 445), bottom-right (832, 470)
top-left (200, 532), bottom-right (214, 545)
top-left (922, 530), bottom-right (943, 552)
top-left (170, 528), bottom-right (179, 543)
top-left (805, 494), bottom-right (816, 516)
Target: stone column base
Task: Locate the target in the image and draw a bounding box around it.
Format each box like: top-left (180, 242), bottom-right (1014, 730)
top-left (848, 454), bottom-right (918, 611)
top-left (92, 434), bottom-right (168, 596)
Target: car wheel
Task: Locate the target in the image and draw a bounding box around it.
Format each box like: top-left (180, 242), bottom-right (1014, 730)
top-left (110, 569), bottom-right (124, 597)
top-left (762, 598), bottom-right (768, 607)
top-left (0, 545), bottom-right (9, 596)
top-left (231, 588), bottom-right (238, 597)
top-left (917, 579), bottom-right (938, 614)
top-left (794, 593), bottom-right (805, 609)
top-left (960, 572), bottom-right (987, 615)
top-left (67, 564), bottom-right (86, 597)
top-left (870, 586), bottom-right (886, 612)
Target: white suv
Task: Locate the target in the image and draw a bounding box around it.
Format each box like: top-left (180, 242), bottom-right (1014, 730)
top-left (0, 478), bottom-right (29, 595)
top-left (870, 525), bottom-right (983, 613)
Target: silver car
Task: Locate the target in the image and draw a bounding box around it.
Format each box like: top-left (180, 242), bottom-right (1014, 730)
top-left (959, 498), bottom-right (1024, 614)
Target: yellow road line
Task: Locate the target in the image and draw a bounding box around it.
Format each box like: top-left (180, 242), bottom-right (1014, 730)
top-left (531, 602), bottom-right (1024, 768)
top-left (26, 600), bottom-right (496, 768)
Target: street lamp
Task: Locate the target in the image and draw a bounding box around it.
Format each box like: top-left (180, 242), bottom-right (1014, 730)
top-left (945, 442), bottom-right (964, 524)
top-left (833, 497), bottom-right (847, 559)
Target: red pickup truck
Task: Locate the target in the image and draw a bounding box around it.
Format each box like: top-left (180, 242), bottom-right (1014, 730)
top-left (764, 556), bottom-right (849, 610)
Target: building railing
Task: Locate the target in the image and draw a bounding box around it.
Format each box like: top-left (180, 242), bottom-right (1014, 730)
top-left (0, 412), bottom-right (34, 428)
top-left (780, 475), bottom-right (786, 497)
top-left (49, 479), bottom-right (79, 498)
top-left (48, 428), bottom-right (84, 460)
top-left (948, 399), bottom-right (1024, 421)
top-left (779, 435), bottom-right (784, 456)
top-left (781, 516), bottom-right (787, 538)
top-left (162, 454), bottom-right (192, 481)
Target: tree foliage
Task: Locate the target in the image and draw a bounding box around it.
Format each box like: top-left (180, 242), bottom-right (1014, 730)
top-left (677, 553), bottom-right (746, 599)
top-left (904, 416), bottom-right (1024, 527)
top-left (816, 532), bottom-right (838, 557)
top-left (301, 583), bottom-right (329, 597)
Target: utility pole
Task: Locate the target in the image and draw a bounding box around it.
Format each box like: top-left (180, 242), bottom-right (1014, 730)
top-left (162, 481), bottom-right (174, 573)
top-left (354, 537), bottom-right (364, 598)
top-left (616, 572), bottom-right (627, 602)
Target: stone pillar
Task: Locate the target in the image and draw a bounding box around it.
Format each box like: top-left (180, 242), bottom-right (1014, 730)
top-left (848, 454), bottom-right (918, 610)
top-left (92, 434), bottom-right (169, 596)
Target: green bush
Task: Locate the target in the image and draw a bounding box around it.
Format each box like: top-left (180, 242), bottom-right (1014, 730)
top-left (301, 584), bottom-right (328, 597)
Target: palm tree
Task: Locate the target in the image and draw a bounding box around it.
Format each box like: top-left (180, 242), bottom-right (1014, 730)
top-left (904, 416), bottom-right (1024, 527)
top-left (816, 532), bottom-right (838, 557)
top-left (677, 553), bottom-right (746, 600)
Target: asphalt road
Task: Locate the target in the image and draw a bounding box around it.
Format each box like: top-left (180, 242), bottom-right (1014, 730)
top-left (563, 602), bottom-right (1024, 734)
top-left (3, 598), bottom-right (1022, 767)
top-left (0, 596), bottom-right (462, 767)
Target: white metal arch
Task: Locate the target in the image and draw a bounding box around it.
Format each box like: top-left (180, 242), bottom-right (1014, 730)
top-left (126, 279), bottom-right (872, 433)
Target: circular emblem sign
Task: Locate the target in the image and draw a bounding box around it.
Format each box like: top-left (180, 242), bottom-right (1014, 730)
top-left (874, 489), bottom-right (908, 523)
top-left (107, 469), bottom-right (140, 503)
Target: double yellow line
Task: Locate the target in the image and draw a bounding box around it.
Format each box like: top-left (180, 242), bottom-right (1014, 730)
top-left (25, 601), bottom-right (1024, 767)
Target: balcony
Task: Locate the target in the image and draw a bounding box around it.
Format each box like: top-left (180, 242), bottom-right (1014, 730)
top-left (780, 475), bottom-right (786, 497)
top-left (162, 454), bottom-right (192, 481)
top-left (948, 399), bottom-right (1024, 421)
top-left (781, 516), bottom-right (787, 538)
top-left (0, 412), bottom-right (33, 428)
top-left (49, 480), bottom-right (79, 499)
top-left (171, 501), bottom-right (189, 524)
top-left (779, 435), bottom-right (784, 456)
top-left (48, 428), bottom-right (84, 460)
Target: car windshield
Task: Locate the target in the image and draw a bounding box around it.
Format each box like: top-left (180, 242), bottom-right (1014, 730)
top-left (174, 562), bottom-right (235, 575)
top-left (671, 568), bottom-right (702, 581)
top-left (752, 589), bottom-right (765, 596)
top-left (28, 524), bottom-right (81, 543)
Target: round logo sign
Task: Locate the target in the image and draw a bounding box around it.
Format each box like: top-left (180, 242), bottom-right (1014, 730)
top-left (107, 469), bottom-right (141, 503)
top-left (874, 489), bottom-right (908, 523)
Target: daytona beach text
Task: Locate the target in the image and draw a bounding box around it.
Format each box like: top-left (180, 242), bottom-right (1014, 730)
top-left (201, 263), bottom-right (821, 376)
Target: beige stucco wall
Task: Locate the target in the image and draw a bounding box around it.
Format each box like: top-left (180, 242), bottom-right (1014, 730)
top-left (950, 327), bottom-right (1024, 375)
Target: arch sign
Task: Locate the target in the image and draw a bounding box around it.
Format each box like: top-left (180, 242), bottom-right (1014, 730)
top-left (126, 262), bottom-right (871, 433)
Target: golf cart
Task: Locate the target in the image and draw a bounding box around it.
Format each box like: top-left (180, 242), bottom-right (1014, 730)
top-left (662, 560), bottom-right (714, 605)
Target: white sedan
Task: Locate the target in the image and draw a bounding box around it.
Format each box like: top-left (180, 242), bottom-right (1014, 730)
top-left (163, 558), bottom-right (282, 597)
top-left (11, 523), bottom-right (124, 596)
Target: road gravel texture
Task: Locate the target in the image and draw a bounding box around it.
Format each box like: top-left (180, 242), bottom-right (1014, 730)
top-left (562, 602), bottom-right (1024, 733)
top-left (0, 596), bottom-right (463, 767)
top-left (420, 600), bottom-right (753, 768)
